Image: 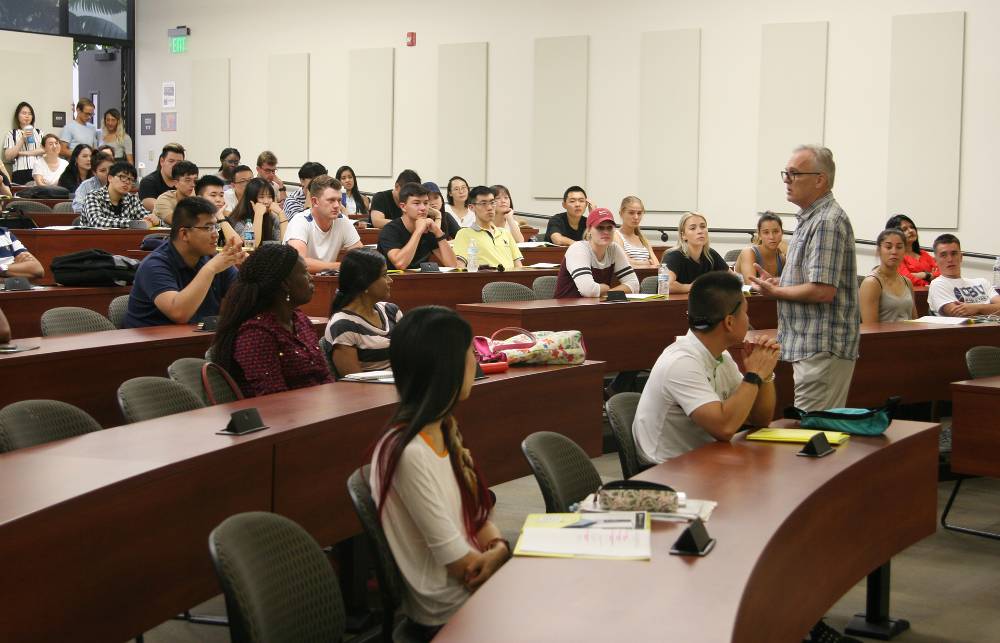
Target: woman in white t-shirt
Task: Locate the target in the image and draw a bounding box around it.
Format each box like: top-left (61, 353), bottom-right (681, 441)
top-left (32, 134), bottom-right (68, 187)
top-left (370, 306), bottom-right (510, 638)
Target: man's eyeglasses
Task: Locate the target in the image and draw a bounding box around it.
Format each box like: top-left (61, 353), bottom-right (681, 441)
top-left (112, 174), bottom-right (135, 184)
top-left (186, 224), bottom-right (221, 233)
top-left (780, 170), bottom-right (823, 181)
top-left (473, 200), bottom-right (496, 207)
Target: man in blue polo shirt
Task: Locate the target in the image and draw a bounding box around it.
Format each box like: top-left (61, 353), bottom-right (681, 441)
top-left (123, 196), bottom-right (246, 328)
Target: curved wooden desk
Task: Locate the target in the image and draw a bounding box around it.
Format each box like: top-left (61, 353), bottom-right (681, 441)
top-left (438, 421), bottom-right (940, 643)
top-left (0, 284), bottom-right (130, 338)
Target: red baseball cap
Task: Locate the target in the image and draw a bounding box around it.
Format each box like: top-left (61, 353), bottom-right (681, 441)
top-left (586, 207), bottom-right (616, 229)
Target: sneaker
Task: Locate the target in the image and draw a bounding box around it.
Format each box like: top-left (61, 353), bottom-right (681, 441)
top-left (807, 619), bottom-right (862, 643)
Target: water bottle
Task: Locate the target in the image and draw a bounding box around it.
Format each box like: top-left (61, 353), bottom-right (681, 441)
top-left (467, 238), bottom-right (479, 272)
top-left (341, 187), bottom-right (348, 207)
top-left (657, 263), bottom-right (671, 296)
top-left (242, 225), bottom-right (255, 251)
top-left (993, 256), bottom-right (1000, 295)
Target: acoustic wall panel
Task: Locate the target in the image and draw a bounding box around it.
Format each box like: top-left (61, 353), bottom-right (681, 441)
top-left (638, 29), bottom-right (701, 212)
top-left (349, 48), bottom-right (394, 177)
top-left (189, 58), bottom-right (230, 167)
top-left (756, 22), bottom-right (828, 213)
top-left (531, 35), bottom-right (588, 198)
top-left (438, 42), bottom-right (488, 186)
top-left (886, 12), bottom-right (965, 228)
top-left (266, 53), bottom-right (310, 167)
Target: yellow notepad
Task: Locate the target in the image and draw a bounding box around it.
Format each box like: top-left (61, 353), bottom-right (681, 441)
top-left (746, 428), bottom-right (850, 445)
top-left (513, 512), bottom-right (651, 560)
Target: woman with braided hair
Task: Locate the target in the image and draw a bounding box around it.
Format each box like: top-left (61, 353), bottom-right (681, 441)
top-left (370, 306), bottom-right (510, 639)
top-left (210, 243), bottom-right (332, 397)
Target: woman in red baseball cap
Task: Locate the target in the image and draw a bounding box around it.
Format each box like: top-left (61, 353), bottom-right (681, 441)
top-left (553, 207), bottom-right (639, 298)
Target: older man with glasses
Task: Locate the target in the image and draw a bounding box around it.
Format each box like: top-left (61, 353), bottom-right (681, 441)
top-left (81, 161), bottom-right (159, 228)
top-left (750, 144), bottom-right (859, 413)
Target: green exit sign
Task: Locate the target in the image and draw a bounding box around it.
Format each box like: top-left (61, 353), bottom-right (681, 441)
top-left (170, 36), bottom-right (187, 54)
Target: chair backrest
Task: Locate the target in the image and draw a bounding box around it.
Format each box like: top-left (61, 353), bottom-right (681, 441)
top-left (966, 346), bottom-right (1000, 379)
top-left (167, 357), bottom-right (242, 406)
top-left (346, 466), bottom-right (406, 640)
top-left (117, 376), bottom-right (206, 423)
top-left (107, 295), bottom-right (130, 329)
top-left (209, 511), bottom-right (346, 643)
top-left (724, 248), bottom-right (742, 263)
top-left (605, 393), bottom-right (649, 478)
top-left (532, 275), bottom-right (557, 299)
top-left (521, 431), bottom-right (602, 512)
top-left (0, 399), bottom-right (102, 452)
top-left (52, 201), bottom-right (76, 213)
top-left (318, 337), bottom-right (339, 379)
top-left (7, 199), bottom-right (52, 213)
top-left (639, 275), bottom-right (658, 294)
top-left (482, 281), bottom-right (537, 303)
top-left (40, 307), bottom-right (115, 336)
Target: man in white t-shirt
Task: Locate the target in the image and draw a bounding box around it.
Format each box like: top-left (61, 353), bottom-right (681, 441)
top-left (283, 175), bottom-right (363, 273)
top-left (927, 234), bottom-right (1000, 317)
top-left (633, 271), bottom-right (781, 463)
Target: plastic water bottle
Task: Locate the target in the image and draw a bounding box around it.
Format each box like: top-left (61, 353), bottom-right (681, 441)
top-left (657, 263), bottom-right (671, 296)
top-left (341, 187), bottom-right (348, 207)
top-left (467, 238), bottom-right (479, 272)
top-left (242, 225), bottom-right (254, 251)
top-left (993, 256), bottom-right (1000, 295)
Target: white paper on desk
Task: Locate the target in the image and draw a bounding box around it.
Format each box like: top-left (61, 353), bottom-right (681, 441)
top-left (525, 263), bottom-right (559, 269)
top-left (41, 225), bottom-right (83, 230)
top-left (516, 526), bottom-right (651, 559)
top-left (909, 316), bottom-right (971, 325)
top-left (517, 241), bottom-right (554, 248)
top-left (341, 370), bottom-right (395, 383)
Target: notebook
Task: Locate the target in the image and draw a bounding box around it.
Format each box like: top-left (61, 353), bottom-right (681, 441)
top-left (746, 428), bottom-right (850, 445)
top-left (513, 512), bottom-right (651, 560)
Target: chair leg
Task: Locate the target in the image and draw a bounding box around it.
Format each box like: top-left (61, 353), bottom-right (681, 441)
top-left (941, 477), bottom-right (1000, 540)
top-left (172, 609), bottom-right (229, 626)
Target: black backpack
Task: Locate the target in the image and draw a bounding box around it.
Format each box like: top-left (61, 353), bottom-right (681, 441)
top-left (51, 249), bottom-right (140, 286)
top-left (16, 185), bottom-right (70, 199)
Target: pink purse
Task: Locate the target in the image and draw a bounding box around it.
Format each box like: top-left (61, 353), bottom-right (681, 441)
top-left (472, 327), bottom-right (537, 363)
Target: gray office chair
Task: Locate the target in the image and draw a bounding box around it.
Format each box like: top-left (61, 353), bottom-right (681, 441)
top-left (7, 199), bottom-right (53, 214)
top-left (40, 307), bottom-right (116, 336)
top-left (0, 399), bottom-right (102, 452)
top-left (482, 281), bottom-right (537, 303)
top-left (605, 393), bottom-right (650, 479)
top-left (52, 201), bottom-right (76, 213)
top-left (532, 275), bottom-right (557, 299)
top-left (639, 275), bottom-right (658, 294)
top-left (167, 358), bottom-right (243, 406)
top-left (347, 466), bottom-right (423, 643)
top-left (107, 295), bottom-right (130, 329)
top-left (117, 376), bottom-right (205, 423)
top-left (521, 431), bottom-right (602, 512)
top-left (318, 337), bottom-right (341, 379)
top-left (208, 512), bottom-right (346, 643)
top-left (724, 248), bottom-right (742, 263)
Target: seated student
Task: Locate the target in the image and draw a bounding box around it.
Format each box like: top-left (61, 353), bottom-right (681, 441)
top-left (453, 186), bottom-right (523, 270)
top-left (424, 181), bottom-right (461, 238)
top-left (490, 184), bottom-right (525, 243)
top-left (123, 197), bottom-right (246, 328)
top-left (284, 175), bottom-right (363, 273)
top-left (370, 169), bottom-right (421, 229)
top-left (216, 147), bottom-right (240, 188)
top-left (447, 176), bottom-right (472, 227)
top-left (736, 212), bottom-right (785, 283)
top-left (72, 151), bottom-right (113, 213)
top-left (371, 306), bottom-right (510, 639)
top-left (554, 208), bottom-right (638, 298)
top-left (138, 143), bottom-right (185, 211)
top-left (31, 134), bottom-right (68, 187)
top-left (324, 249), bottom-right (402, 376)
top-left (223, 164), bottom-right (254, 212)
top-left (633, 271), bottom-right (780, 463)
top-left (256, 150), bottom-right (286, 204)
top-left (378, 182), bottom-right (458, 270)
top-left (337, 165), bottom-right (370, 216)
top-left (210, 244), bottom-right (332, 397)
top-left (152, 160), bottom-right (199, 225)
top-left (222, 177), bottom-right (289, 248)
top-left (81, 161), bottom-right (159, 228)
top-left (0, 227), bottom-right (44, 279)
top-left (662, 212), bottom-right (728, 294)
top-left (886, 214), bottom-right (939, 287)
top-left (544, 186), bottom-right (589, 246)
top-left (284, 161), bottom-right (327, 219)
top-left (195, 174), bottom-right (239, 241)
top-left (860, 229), bottom-right (917, 323)
top-left (615, 196), bottom-right (659, 268)
top-left (57, 144), bottom-right (93, 194)
top-left (928, 234), bottom-right (1000, 317)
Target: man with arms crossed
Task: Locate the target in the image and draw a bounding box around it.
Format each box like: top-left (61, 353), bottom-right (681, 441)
top-left (544, 185), bottom-right (589, 246)
top-left (634, 271), bottom-right (779, 463)
top-left (928, 234), bottom-right (1000, 316)
top-left (751, 145), bottom-right (859, 411)
top-left (370, 169), bottom-right (421, 229)
top-left (284, 175), bottom-right (364, 273)
top-left (377, 182), bottom-right (457, 270)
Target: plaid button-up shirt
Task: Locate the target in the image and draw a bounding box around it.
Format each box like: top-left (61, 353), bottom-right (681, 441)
top-left (81, 186), bottom-right (150, 228)
top-left (777, 192), bottom-right (859, 362)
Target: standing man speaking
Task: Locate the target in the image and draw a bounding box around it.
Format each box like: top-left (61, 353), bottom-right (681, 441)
top-left (751, 145), bottom-right (858, 411)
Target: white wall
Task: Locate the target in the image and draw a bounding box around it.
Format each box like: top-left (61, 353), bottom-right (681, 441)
top-left (134, 0), bottom-right (1000, 278)
top-left (0, 32), bottom-right (73, 158)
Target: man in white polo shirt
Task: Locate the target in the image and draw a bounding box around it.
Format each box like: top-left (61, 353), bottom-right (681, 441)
top-left (927, 233), bottom-right (1000, 317)
top-left (633, 271), bottom-right (780, 463)
top-left (283, 175), bottom-right (363, 273)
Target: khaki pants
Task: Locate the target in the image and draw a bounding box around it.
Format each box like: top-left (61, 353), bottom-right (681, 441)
top-left (791, 352), bottom-right (856, 412)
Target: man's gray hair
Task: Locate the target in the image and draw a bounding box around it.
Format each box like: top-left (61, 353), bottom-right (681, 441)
top-left (794, 144), bottom-right (835, 188)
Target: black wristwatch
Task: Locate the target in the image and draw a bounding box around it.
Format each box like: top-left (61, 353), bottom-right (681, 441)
top-left (435, 234), bottom-right (448, 242)
top-left (743, 372), bottom-right (763, 387)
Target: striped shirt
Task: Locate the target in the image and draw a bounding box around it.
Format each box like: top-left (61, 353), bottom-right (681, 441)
top-left (284, 187), bottom-right (308, 218)
top-left (3, 127), bottom-right (43, 174)
top-left (777, 192), bottom-right (859, 361)
top-left (324, 302), bottom-right (403, 373)
top-left (554, 240), bottom-right (639, 298)
top-left (0, 227), bottom-right (28, 268)
top-left (618, 233), bottom-right (651, 262)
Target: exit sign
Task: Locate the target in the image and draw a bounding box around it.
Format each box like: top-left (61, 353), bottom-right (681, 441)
top-left (170, 36), bottom-right (187, 54)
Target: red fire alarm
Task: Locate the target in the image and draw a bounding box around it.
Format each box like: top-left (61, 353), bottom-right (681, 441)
top-left (406, 32), bottom-right (416, 47)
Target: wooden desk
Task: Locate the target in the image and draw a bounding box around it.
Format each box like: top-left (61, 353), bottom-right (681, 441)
top-left (22, 210), bottom-right (77, 226)
top-left (950, 375), bottom-right (1000, 477)
top-left (15, 228), bottom-right (162, 285)
top-left (457, 295), bottom-right (779, 372)
top-left (438, 421), bottom-right (940, 643)
top-left (0, 285), bottom-right (130, 338)
top-left (0, 362), bottom-right (604, 642)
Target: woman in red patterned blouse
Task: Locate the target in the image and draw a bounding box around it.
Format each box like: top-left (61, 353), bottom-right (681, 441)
top-left (210, 243), bottom-right (332, 397)
top-left (886, 214), bottom-right (939, 287)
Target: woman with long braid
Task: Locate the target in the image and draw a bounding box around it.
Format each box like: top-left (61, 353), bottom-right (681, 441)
top-left (211, 243), bottom-right (332, 397)
top-left (324, 248), bottom-right (402, 377)
top-left (370, 306), bottom-right (510, 640)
